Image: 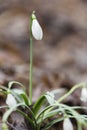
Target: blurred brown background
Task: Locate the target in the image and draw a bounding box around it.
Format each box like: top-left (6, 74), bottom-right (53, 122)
top-left (0, 0), bottom-right (87, 100)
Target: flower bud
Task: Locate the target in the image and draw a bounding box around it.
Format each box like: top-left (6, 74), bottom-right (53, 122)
top-left (6, 94), bottom-right (17, 108)
top-left (31, 13), bottom-right (43, 40)
top-left (63, 118), bottom-right (74, 130)
top-left (80, 87), bottom-right (87, 102)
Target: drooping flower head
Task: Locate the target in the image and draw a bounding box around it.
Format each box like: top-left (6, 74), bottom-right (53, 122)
top-left (31, 11), bottom-right (43, 40)
top-left (6, 93), bottom-right (17, 108)
top-left (80, 87), bottom-right (87, 102)
top-left (63, 118), bottom-right (74, 130)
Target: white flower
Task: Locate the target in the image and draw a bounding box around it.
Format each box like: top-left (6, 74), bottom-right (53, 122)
top-left (63, 118), bottom-right (74, 130)
top-left (46, 91), bottom-right (55, 105)
top-left (80, 87), bottom-right (87, 102)
top-left (6, 94), bottom-right (17, 108)
top-left (31, 13), bottom-right (43, 40)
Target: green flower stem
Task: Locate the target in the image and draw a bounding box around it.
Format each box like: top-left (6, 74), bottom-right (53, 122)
top-left (77, 122), bottom-right (82, 130)
top-left (57, 83), bottom-right (86, 103)
top-left (29, 14), bottom-right (33, 105)
top-left (2, 123), bottom-right (9, 130)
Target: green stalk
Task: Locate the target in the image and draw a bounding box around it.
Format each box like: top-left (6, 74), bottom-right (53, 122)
top-left (57, 83), bottom-right (86, 103)
top-left (77, 122), bottom-right (82, 130)
top-left (29, 14), bottom-right (33, 105)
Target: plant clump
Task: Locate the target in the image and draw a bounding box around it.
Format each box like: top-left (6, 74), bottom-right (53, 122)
top-left (0, 11), bottom-right (87, 130)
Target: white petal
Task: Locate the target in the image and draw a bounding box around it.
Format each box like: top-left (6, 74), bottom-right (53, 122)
top-left (80, 87), bottom-right (87, 102)
top-left (63, 118), bottom-right (74, 130)
top-left (32, 19), bottom-right (43, 40)
top-left (6, 94), bottom-right (17, 108)
top-left (13, 89), bottom-right (24, 94)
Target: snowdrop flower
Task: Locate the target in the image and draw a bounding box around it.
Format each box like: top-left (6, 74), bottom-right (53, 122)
top-left (31, 13), bottom-right (43, 40)
top-left (6, 94), bottom-right (17, 108)
top-left (80, 87), bottom-right (87, 102)
top-left (46, 91), bottom-right (55, 105)
top-left (63, 118), bottom-right (74, 130)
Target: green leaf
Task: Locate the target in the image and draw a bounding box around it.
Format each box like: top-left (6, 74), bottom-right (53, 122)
top-left (33, 91), bottom-right (57, 116)
top-left (20, 93), bottom-right (30, 106)
top-left (33, 95), bottom-right (46, 116)
top-left (17, 109), bottom-right (36, 129)
top-left (2, 103), bottom-right (24, 122)
top-left (42, 117), bottom-right (64, 130)
top-left (0, 85), bottom-right (7, 91)
top-left (36, 105), bottom-right (54, 120)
